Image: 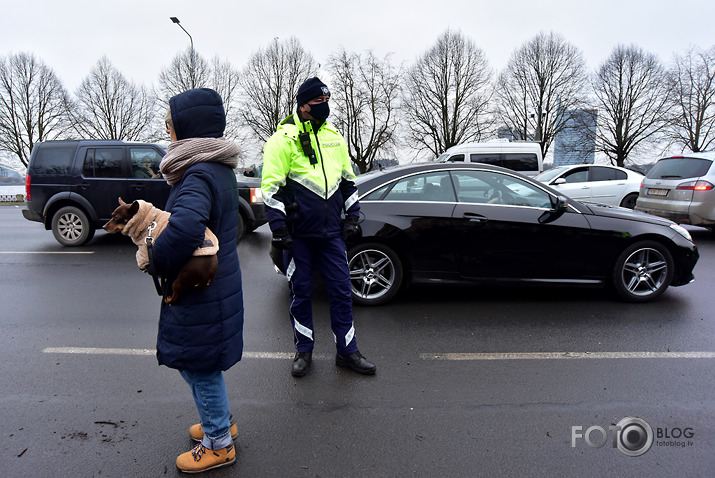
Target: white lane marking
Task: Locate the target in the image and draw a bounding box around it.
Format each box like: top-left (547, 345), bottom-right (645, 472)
top-left (420, 352), bottom-right (715, 360)
top-left (0, 251), bottom-right (94, 254)
top-left (42, 347), bottom-right (295, 359)
top-left (44, 347), bottom-right (154, 356)
top-left (43, 348), bottom-right (715, 360)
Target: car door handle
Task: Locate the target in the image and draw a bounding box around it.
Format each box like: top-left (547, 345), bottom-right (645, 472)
top-left (463, 212), bottom-right (488, 223)
top-left (131, 184), bottom-right (146, 190)
top-left (77, 182), bottom-right (90, 189)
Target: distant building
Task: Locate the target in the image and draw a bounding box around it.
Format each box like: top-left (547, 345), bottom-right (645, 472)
top-left (554, 109), bottom-right (597, 166)
top-left (497, 126), bottom-right (516, 141)
top-left (0, 162), bottom-right (24, 184)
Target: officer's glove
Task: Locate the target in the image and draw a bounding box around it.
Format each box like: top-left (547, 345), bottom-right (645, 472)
top-left (342, 215), bottom-right (360, 241)
top-left (271, 226), bottom-right (293, 250)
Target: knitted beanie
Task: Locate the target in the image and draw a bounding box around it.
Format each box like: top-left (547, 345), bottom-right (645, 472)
top-left (296, 77), bottom-right (330, 106)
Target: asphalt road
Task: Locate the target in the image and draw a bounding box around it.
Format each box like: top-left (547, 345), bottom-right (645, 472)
top-left (1, 205), bottom-right (713, 477)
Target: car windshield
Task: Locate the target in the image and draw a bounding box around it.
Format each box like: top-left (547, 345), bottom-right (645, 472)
top-left (646, 157), bottom-right (713, 180)
top-left (535, 166), bottom-right (568, 182)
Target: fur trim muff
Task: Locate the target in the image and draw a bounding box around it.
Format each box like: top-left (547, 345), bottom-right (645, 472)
top-left (122, 200), bottom-right (219, 270)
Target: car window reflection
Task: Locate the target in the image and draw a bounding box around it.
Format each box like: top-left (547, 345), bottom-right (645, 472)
top-left (382, 171), bottom-right (455, 202)
top-left (451, 170), bottom-right (552, 208)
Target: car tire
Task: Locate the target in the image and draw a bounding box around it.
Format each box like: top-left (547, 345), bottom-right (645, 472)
top-left (620, 193), bottom-right (639, 209)
top-left (236, 212), bottom-right (246, 243)
top-left (612, 240), bottom-right (673, 302)
top-left (51, 206), bottom-right (95, 247)
top-left (347, 243), bottom-right (403, 306)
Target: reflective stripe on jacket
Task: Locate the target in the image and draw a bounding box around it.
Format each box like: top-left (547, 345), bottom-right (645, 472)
top-left (261, 114), bottom-right (359, 238)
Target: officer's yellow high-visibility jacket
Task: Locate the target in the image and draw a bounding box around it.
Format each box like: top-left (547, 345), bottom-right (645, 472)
top-left (261, 114), bottom-right (359, 238)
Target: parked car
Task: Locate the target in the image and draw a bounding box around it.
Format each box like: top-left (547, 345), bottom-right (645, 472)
top-left (635, 152), bottom-right (715, 229)
top-left (340, 162), bottom-right (697, 305)
top-left (535, 164), bottom-right (643, 209)
top-left (22, 140), bottom-right (265, 246)
top-left (437, 141), bottom-right (543, 176)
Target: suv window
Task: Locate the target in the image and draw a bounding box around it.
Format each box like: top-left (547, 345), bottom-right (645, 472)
top-left (646, 157), bottom-right (713, 180)
top-left (502, 153), bottom-right (537, 172)
top-left (82, 148), bottom-right (125, 178)
top-left (130, 148), bottom-right (163, 179)
top-left (470, 153), bottom-right (500, 165)
top-left (469, 153), bottom-right (538, 172)
top-left (31, 143), bottom-right (76, 175)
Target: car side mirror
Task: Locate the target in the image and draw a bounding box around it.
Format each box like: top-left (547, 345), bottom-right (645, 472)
top-left (538, 195), bottom-right (569, 224)
top-left (553, 178), bottom-right (566, 185)
top-left (556, 195), bottom-right (569, 212)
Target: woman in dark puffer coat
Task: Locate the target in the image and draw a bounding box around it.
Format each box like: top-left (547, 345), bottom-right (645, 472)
top-left (152, 88), bottom-right (243, 473)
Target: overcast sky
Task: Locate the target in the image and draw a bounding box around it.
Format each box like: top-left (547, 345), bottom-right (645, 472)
top-left (2, 0), bottom-right (714, 92)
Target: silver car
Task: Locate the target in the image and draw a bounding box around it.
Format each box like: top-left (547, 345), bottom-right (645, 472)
top-left (535, 164), bottom-right (643, 208)
top-left (635, 152), bottom-right (715, 228)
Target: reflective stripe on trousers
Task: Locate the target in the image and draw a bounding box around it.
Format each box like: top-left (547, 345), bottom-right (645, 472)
top-left (284, 236), bottom-right (358, 355)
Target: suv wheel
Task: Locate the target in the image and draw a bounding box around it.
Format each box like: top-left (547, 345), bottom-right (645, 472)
top-left (612, 240), bottom-right (673, 302)
top-left (51, 206), bottom-right (95, 246)
top-left (236, 212), bottom-right (246, 243)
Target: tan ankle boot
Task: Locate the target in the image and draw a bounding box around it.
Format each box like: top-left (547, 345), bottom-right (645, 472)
top-left (176, 443), bottom-right (235, 473)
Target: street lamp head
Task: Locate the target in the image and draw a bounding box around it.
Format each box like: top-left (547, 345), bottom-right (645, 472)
top-left (170, 16), bottom-right (180, 24)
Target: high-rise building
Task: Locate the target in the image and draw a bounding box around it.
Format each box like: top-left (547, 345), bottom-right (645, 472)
top-left (554, 109), bottom-right (597, 166)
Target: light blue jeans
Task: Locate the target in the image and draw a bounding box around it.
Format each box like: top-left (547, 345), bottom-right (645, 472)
top-left (179, 370), bottom-right (232, 450)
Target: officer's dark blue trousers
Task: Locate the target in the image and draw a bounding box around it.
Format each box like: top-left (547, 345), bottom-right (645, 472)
top-left (284, 236), bottom-right (358, 355)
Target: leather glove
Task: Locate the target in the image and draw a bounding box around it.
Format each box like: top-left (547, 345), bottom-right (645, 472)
top-left (342, 215), bottom-right (360, 241)
top-left (271, 226), bottom-right (293, 250)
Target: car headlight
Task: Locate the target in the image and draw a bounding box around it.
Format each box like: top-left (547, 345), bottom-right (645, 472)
top-left (669, 223), bottom-right (692, 242)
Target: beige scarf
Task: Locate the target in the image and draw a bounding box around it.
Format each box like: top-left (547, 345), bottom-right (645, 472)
top-left (160, 137), bottom-right (241, 185)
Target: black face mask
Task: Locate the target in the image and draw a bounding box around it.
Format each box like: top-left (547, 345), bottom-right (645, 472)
top-left (307, 101), bottom-right (330, 121)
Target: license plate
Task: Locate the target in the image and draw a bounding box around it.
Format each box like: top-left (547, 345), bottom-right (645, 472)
top-left (648, 188), bottom-right (669, 196)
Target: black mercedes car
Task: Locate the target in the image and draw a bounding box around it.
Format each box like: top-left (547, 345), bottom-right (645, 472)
top-left (345, 162), bottom-right (699, 305)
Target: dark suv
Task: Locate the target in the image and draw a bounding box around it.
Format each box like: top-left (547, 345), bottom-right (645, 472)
top-left (22, 140), bottom-right (265, 246)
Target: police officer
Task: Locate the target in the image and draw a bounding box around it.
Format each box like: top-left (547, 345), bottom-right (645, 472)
top-left (261, 77), bottom-right (376, 377)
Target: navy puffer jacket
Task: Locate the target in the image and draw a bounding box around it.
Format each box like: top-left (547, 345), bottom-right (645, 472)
top-left (153, 162), bottom-right (244, 372)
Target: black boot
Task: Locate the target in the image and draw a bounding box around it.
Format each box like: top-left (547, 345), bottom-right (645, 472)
top-left (291, 351), bottom-right (312, 377)
top-left (336, 351), bottom-right (376, 375)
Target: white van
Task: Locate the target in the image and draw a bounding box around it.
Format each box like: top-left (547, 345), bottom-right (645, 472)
top-left (437, 141), bottom-right (543, 176)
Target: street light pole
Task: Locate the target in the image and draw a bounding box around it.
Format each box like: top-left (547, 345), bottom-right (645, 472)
top-left (169, 17), bottom-right (195, 89)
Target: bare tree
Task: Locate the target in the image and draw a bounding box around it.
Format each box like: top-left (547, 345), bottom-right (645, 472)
top-left (69, 57), bottom-right (155, 141)
top-left (238, 37), bottom-right (316, 143)
top-left (0, 52), bottom-right (70, 166)
top-left (209, 56), bottom-right (243, 140)
top-left (495, 32), bottom-right (588, 158)
top-left (667, 46), bottom-right (715, 153)
top-left (403, 30), bottom-right (494, 158)
top-left (591, 45), bottom-right (672, 167)
top-left (157, 47), bottom-right (210, 103)
top-left (328, 48), bottom-right (401, 173)
top-left (157, 49), bottom-right (243, 140)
